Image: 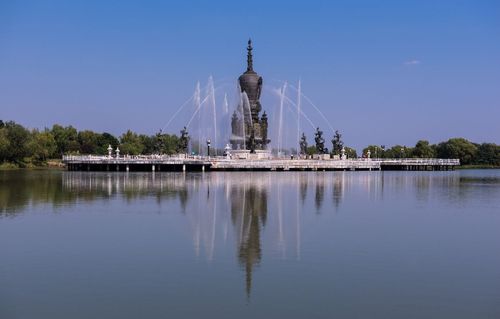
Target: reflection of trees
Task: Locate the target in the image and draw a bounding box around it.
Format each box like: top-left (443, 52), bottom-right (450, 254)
top-left (314, 174), bottom-right (325, 211)
top-left (299, 173), bottom-right (308, 204)
top-left (0, 171), bottom-right (192, 217)
top-left (332, 173), bottom-right (344, 209)
top-left (230, 180), bottom-right (268, 298)
top-left (0, 170), bottom-right (75, 215)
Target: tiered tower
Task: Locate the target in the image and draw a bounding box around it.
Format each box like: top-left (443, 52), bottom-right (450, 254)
top-left (230, 39), bottom-right (269, 152)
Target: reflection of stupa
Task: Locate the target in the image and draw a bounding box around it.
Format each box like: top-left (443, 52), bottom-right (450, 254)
top-left (230, 39), bottom-right (270, 152)
top-left (230, 183), bottom-right (267, 297)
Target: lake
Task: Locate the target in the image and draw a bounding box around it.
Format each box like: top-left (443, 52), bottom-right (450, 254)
top-left (1, 170), bottom-right (499, 318)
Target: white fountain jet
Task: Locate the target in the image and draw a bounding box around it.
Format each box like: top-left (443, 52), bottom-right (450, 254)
top-left (296, 79), bottom-right (301, 157)
top-left (195, 81), bottom-right (201, 154)
top-left (207, 75), bottom-right (217, 155)
top-left (278, 82), bottom-right (288, 157)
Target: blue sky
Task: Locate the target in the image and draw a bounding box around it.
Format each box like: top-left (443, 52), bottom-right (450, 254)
top-left (1, 0), bottom-right (499, 151)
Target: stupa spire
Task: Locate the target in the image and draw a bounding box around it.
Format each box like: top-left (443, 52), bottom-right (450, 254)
top-left (246, 38), bottom-right (253, 72)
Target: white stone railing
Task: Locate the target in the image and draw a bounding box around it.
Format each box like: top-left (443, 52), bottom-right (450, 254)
top-left (62, 154), bottom-right (218, 162)
top-left (62, 155), bottom-right (460, 167)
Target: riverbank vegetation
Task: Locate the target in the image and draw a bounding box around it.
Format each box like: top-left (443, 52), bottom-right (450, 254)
top-left (0, 120), bottom-right (179, 168)
top-left (361, 138), bottom-right (499, 167)
top-left (0, 120), bottom-right (498, 168)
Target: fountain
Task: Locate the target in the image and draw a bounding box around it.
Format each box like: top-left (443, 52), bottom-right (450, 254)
top-left (160, 39), bottom-right (338, 159)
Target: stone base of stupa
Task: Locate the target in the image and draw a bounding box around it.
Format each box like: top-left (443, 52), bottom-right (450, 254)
top-left (229, 149), bottom-right (271, 160)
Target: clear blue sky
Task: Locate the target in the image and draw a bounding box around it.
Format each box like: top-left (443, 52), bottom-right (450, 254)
top-left (1, 0), bottom-right (499, 151)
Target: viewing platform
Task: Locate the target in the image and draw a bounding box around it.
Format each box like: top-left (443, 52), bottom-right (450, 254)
top-left (62, 155), bottom-right (459, 172)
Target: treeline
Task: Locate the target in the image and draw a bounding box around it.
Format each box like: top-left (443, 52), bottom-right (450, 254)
top-left (362, 139), bottom-right (500, 166)
top-left (1, 119), bottom-right (499, 167)
top-left (298, 128), bottom-right (499, 166)
top-left (0, 120), bottom-right (180, 167)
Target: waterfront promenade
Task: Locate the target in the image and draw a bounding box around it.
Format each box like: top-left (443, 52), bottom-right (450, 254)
top-left (62, 155), bottom-right (460, 171)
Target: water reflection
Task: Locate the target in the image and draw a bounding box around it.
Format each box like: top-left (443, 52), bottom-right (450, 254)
top-left (314, 173), bottom-right (325, 211)
top-left (1, 170), bottom-right (499, 297)
top-left (230, 177), bottom-right (267, 297)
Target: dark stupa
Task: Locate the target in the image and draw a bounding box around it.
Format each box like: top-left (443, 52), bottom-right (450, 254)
top-left (230, 39), bottom-right (269, 152)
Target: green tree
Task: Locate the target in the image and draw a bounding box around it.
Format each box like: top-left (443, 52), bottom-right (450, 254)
top-left (436, 138), bottom-right (477, 165)
top-left (160, 133), bottom-right (179, 155)
top-left (0, 127), bottom-right (10, 162)
top-left (3, 121), bottom-right (31, 162)
top-left (119, 130), bottom-right (144, 155)
top-left (96, 133), bottom-right (119, 155)
top-left (51, 124), bottom-right (79, 155)
top-left (28, 129), bottom-right (57, 162)
top-left (412, 140), bottom-right (435, 158)
top-left (475, 143), bottom-right (500, 166)
top-left (362, 144), bottom-right (411, 158)
top-left (306, 145), bottom-right (316, 156)
top-left (386, 145), bottom-right (412, 158)
top-left (139, 134), bottom-right (156, 154)
top-left (362, 145), bottom-right (383, 158)
top-left (78, 130), bottom-right (100, 154)
top-left (344, 146), bottom-right (357, 159)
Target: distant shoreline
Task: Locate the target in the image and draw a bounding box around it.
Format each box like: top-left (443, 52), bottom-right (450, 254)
top-left (1, 160), bottom-right (499, 171)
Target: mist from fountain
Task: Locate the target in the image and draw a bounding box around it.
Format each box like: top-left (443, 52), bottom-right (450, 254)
top-left (296, 80), bottom-right (301, 157)
top-left (239, 89), bottom-right (246, 150)
top-left (163, 76), bottom-right (336, 156)
top-left (207, 76), bottom-right (217, 155)
top-left (287, 83), bottom-right (335, 134)
top-left (223, 93), bottom-right (229, 114)
top-left (242, 91), bottom-right (253, 137)
top-left (195, 82), bottom-right (201, 154)
top-left (277, 82), bottom-right (287, 156)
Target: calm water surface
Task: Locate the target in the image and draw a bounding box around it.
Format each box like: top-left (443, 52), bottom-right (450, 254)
top-left (1, 170), bottom-right (499, 318)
